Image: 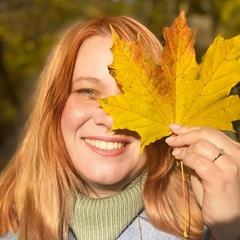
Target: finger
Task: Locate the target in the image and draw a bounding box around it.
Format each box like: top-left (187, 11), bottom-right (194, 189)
top-left (169, 124), bottom-right (201, 133)
top-left (182, 152), bottom-right (221, 181)
top-left (173, 146), bottom-right (238, 182)
top-left (172, 139), bottom-right (220, 161)
top-left (168, 124), bottom-right (239, 147)
top-left (169, 124), bottom-right (226, 136)
top-left (166, 126), bottom-right (239, 153)
top-left (190, 172), bottom-right (204, 206)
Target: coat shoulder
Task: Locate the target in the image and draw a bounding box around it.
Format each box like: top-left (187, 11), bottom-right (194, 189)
top-left (0, 233), bottom-right (18, 240)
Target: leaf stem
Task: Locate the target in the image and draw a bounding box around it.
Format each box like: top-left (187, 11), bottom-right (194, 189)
top-left (181, 160), bottom-right (189, 238)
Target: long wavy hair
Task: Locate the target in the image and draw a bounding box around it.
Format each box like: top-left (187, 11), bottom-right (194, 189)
top-left (0, 16), bottom-right (203, 239)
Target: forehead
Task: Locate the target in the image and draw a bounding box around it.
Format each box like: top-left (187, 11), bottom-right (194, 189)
top-left (80, 35), bottom-right (113, 52)
top-left (77, 36), bottom-right (113, 65)
top-left (72, 36), bottom-right (113, 79)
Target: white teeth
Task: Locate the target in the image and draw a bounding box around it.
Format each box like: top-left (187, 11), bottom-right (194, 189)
top-left (84, 139), bottom-right (125, 150)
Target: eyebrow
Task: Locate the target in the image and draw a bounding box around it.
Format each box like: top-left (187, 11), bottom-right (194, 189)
top-left (72, 76), bottom-right (101, 84)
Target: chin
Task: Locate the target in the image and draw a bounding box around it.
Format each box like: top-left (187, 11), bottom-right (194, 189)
top-left (93, 173), bottom-right (127, 185)
top-left (84, 170), bottom-right (133, 186)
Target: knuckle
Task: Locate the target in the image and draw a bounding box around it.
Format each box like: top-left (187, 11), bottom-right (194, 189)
top-left (217, 161), bottom-right (240, 189)
top-left (226, 161), bottom-right (240, 178)
top-left (185, 153), bottom-right (205, 168)
top-left (194, 155), bottom-right (205, 165)
top-left (199, 127), bottom-right (214, 137)
top-left (193, 139), bottom-right (209, 151)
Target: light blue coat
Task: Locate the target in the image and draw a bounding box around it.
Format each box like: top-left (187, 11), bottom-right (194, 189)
top-left (0, 211), bottom-right (211, 240)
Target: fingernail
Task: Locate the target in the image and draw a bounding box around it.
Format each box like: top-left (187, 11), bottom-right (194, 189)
top-left (165, 135), bottom-right (176, 143)
top-left (172, 148), bottom-right (181, 156)
top-left (169, 124), bottom-right (181, 130)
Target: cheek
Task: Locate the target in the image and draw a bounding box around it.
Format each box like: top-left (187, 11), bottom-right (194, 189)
top-left (61, 98), bottom-right (91, 133)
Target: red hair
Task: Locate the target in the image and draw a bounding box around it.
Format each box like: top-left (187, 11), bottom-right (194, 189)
top-left (144, 138), bottom-right (203, 239)
top-left (0, 16), bottom-right (203, 239)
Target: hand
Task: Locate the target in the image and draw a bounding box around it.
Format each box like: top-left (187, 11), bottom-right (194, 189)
top-left (165, 124), bottom-right (240, 240)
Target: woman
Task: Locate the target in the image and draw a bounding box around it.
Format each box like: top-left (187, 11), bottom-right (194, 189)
top-left (0, 16), bottom-right (239, 240)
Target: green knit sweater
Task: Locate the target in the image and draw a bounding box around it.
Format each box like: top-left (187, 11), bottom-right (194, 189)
top-left (70, 172), bottom-right (146, 240)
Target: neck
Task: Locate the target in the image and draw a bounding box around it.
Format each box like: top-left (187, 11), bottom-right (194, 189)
top-left (82, 171), bottom-right (144, 198)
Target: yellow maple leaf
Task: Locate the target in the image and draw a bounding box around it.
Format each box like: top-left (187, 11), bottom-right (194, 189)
top-left (98, 12), bottom-right (240, 151)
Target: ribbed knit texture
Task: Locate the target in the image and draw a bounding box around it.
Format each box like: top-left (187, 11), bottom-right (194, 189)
top-left (70, 172), bottom-right (146, 240)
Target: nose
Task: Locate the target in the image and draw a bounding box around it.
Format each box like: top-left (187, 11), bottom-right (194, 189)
top-left (93, 105), bottom-right (114, 130)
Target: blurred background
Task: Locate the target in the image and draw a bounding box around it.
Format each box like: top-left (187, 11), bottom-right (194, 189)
top-left (0, 0), bottom-right (240, 171)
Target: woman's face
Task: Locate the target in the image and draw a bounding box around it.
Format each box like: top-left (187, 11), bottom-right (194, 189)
top-left (61, 36), bottom-right (145, 197)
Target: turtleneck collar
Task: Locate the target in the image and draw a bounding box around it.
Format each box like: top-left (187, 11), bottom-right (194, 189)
top-left (70, 171), bottom-right (147, 240)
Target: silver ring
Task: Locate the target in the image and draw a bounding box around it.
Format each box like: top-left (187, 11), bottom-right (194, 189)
top-left (212, 148), bottom-right (225, 162)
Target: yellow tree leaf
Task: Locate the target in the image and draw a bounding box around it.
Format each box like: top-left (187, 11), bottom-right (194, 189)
top-left (98, 12), bottom-right (240, 151)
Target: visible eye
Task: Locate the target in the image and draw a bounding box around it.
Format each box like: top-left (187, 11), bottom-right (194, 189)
top-left (75, 88), bottom-right (98, 99)
top-left (77, 89), bottom-right (94, 95)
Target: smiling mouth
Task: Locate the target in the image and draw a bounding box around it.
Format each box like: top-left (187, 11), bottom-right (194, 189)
top-left (84, 139), bottom-right (126, 150)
